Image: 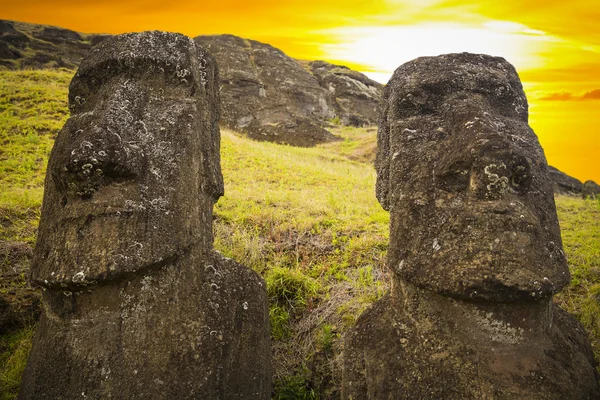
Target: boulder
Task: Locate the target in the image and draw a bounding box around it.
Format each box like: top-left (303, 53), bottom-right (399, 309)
top-left (548, 165), bottom-right (582, 194)
top-left (19, 31), bottom-right (271, 400)
top-left (583, 180), bottom-right (600, 199)
top-left (308, 60), bottom-right (382, 126)
top-left (195, 34), bottom-right (338, 146)
top-left (89, 34), bottom-right (112, 47)
top-left (343, 53), bottom-right (600, 399)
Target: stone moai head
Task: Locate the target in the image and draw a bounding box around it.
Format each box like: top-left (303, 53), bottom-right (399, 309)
top-left (376, 53), bottom-right (569, 302)
top-left (31, 31), bottom-right (223, 289)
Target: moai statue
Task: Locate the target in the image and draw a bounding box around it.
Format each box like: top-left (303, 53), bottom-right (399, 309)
top-left (19, 31), bottom-right (272, 399)
top-left (342, 53), bottom-right (600, 399)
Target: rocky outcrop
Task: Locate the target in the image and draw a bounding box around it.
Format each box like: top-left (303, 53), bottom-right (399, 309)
top-left (32, 26), bottom-right (82, 44)
top-left (1, 21), bottom-right (383, 147)
top-left (308, 60), bottom-right (382, 127)
top-left (548, 165), bottom-right (583, 195)
top-left (343, 53), bottom-right (600, 399)
top-left (583, 180), bottom-right (600, 199)
top-left (194, 34), bottom-right (338, 146)
top-left (0, 20), bottom-right (29, 48)
top-left (0, 20), bottom-right (106, 69)
top-left (19, 31), bottom-right (272, 400)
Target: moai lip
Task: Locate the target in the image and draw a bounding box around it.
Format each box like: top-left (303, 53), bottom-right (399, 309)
top-left (30, 31), bottom-right (223, 289)
top-left (376, 53), bottom-right (570, 301)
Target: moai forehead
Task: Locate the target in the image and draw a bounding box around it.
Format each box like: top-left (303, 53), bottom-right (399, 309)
top-left (31, 31), bottom-right (223, 289)
top-left (376, 53), bottom-right (569, 301)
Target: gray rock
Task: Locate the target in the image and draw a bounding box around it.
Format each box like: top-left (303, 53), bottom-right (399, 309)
top-left (195, 34), bottom-right (338, 146)
top-left (308, 60), bottom-right (382, 127)
top-left (0, 20), bottom-right (29, 48)
top-left (344, 285), bottom-right (600, 399)
top-left (0, 20), bottom-right (92, 69)
top-left (0, 41), bottom-right (20, 59)
top-left (89, 34), bottom-right (112, 47)
top-left (33, 26), bottom-right (82, 44)
top-left (548, 165), bottom-right (582, 195)
top-left (343, 53), bottom-right (600, 399)
top-left (582, 180), bottom-right (600, 199)
top-left (19, 31), bottom-right (271, 400)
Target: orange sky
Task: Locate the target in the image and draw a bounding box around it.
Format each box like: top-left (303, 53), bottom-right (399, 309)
top-left (2, 0), bottom-right (599, 182)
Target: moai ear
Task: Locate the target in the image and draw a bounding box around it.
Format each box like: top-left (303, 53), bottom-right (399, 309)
top-left (375, 85), bottom-right (391, 211)
top-left (196, 47), bottom-right (224, 202)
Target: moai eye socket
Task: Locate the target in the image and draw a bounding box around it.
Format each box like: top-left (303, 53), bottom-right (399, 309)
top-left (437, 161), bottom-right (471, 193)
top-left (509, 161), bottom-right (532, 193)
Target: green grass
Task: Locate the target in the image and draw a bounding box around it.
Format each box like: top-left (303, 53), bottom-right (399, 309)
top-left (554, 196), bottom-right (600, 355)
top-left (1, 69), bottom-right (599, 399)
top-left (0, 328), bottom-right (33, 400)
top-left (0, 69), bottom-right (71, 245)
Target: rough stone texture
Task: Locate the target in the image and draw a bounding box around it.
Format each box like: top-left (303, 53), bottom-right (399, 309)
top-left (308, 60), bottom-right (382, 127)
top-left (0, 20), bottom-right (93, 69)
top-left (343, 53), bottom-right (600, 399)
top-left (194, 34), bottom-right (338, 146)
top-left (0, 20), bottom-right (29, 48)
top-left (89, 34), bottom-right (112, 47)
top-left (582, 180), bottom-right (600, 199)
top-left (1, 21), bottom-right (381, 146)
top-left (376, 53), bottom-right (569, 300)
top-left (33, 26), bottom-right (82, 44)
top-left (19, 31), bottom-right (271, 400)
top-left (548, 165), bottom-right (583, 195)
top-left (0, 41), bottom-right (20, 59)
top-left (344, 284), bottom-right (599, 400)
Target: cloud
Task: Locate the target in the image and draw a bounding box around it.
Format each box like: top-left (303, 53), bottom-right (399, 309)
top-left (581, 89), bottom-right (600, 100)
top-left (539, 92), bottom-right (574, 101)
top-left (538, 89), bottom-right (600, 101)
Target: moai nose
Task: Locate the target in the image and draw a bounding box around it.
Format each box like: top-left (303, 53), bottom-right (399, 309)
top-left (469, 151), bottom-right (532, 200)
top-left (60, 137), bottom-right (136, 199)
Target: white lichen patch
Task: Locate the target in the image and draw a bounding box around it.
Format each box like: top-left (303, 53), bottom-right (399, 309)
top-left (474, 311), bottom-right (525, 345)
top-left (72, 271), bottom-right (86, 283)
top-left (484, 163), bottom-right (509, 194)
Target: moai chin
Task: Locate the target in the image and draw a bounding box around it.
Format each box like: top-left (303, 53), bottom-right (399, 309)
top-left (19, 31), bottom-right (272, 399)
top-left (342, 53), bottom-right (600, 399)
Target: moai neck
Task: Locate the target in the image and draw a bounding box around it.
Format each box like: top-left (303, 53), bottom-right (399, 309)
top-left (392, 278), bottom-right (554, 345)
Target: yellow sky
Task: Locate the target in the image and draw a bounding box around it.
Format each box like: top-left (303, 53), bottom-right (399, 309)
top-left (2, 0), bottom-right (599, 182)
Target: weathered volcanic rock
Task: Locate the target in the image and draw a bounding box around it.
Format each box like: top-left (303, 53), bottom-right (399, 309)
top-left (0, 20), bottom-right (29, 48)
top-left (19, 31), bottom-right (271, 400)
top-left (0, 41), bottom-right (20, 59)
top-left (0, 20), bottom-right (101, 69)
top-left (89, 34), bottom-right (112, 47)
top-left (308, 60), bottom-right (382, 126)
top-left (583, 180), bottom-right (600, 199)
top-left (548, 165), bottom-right (582, 195)
top-left (195, 34), bottom-right (337, 146)
top-left (344, 285), bottom-right (600, 399)
top-left (33, 26), bottom-right (82, 44)
top-left (343, 53), bottom-right (600, 399)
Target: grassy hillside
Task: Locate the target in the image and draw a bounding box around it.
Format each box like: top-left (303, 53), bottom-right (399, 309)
top-left (1, 70), bottom-right (599, 399)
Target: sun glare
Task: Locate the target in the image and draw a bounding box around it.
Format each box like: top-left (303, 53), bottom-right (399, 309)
top-left (319, 20), bottom-right (557, 83)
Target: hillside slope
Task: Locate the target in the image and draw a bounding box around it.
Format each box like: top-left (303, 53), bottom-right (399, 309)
top-left (1, 70), bottom-right (599, 399)
top-left (0, 20), bottom-right (383, 148)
